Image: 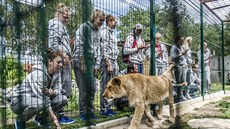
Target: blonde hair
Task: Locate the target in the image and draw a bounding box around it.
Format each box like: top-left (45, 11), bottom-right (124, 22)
top-left (183, 36), bottom-right (192, 50)
top-left (155, 32), bottom-right (162, 38)
top-left (56, 3), bottom-right (71, 15)
top-left (91, 10), bottom-right (105, 22)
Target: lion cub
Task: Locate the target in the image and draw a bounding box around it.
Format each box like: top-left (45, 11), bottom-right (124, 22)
top-left (103, 64), bottom-right (176, 129)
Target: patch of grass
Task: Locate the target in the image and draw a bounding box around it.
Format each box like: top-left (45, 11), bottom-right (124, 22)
top-left (225, 85), bottom-right (230, 91)
top-left (218, 100), bottom-right (230, 109)
top-left (61, 108), bottom-right (134, 129)
top-left (216, 99), bottom-right (230, 119)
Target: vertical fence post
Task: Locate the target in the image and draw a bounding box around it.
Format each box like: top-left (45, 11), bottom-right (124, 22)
top-left (221, 21), bottom-right (225, 93)
top-left (38, 2), bottom-right (49, 125)
top-left (200, 1), bottom-right (204, 99)
top-left (150, 0), bottom-right (156, 76)
top-left (0, 7), bottom-right (7, 128)
top-left (0, 37), bottom-right (6, 128)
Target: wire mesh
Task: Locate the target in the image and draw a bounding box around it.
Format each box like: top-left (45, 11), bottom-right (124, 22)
top-left (0, 0), bottom-right (227, 128)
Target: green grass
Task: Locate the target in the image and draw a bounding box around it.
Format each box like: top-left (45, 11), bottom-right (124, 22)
top-left (209, 83), bottom-right (230, 93)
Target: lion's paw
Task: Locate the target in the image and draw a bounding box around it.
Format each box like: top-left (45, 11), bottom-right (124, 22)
top-left (168, 117), bottom-right (175, 123)
top-left (146, 119), bottom-right (154, 127)
top-left (157, 115), bottom-right (163, 120)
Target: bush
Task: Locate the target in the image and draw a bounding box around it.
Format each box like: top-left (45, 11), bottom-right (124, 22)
top-left (0, 55), bottom-right (25, 89)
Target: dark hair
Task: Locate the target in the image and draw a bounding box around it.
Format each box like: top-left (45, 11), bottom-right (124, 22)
top-left (127, 63), bottom-right (135, 73)
top-left (106, 14), bottom-right (115, 25)
top-left (174, 36), bottom-right (181, 43)
top-left (47, 49), bottom-right (61, 61)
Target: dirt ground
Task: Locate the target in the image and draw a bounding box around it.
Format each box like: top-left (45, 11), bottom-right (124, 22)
top-left (166, 97), bottom-right (230, 129)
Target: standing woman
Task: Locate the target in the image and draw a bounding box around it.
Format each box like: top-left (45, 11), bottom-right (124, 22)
top-left (154, 32), bottom-right (168, 75)
top-left (73, 10), bottom-right (105, 121)
top-left (182, 36), bottom-right (193, 99)
top-left (170, 36), bottom-right (188, 102)
top-left (198, 42), bottom-right (212, 93)
top-left (48, 3), bottom-right (75, 124)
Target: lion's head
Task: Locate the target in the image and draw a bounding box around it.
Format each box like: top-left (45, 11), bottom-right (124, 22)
top-left (103, 77), bottom-right (127, 100)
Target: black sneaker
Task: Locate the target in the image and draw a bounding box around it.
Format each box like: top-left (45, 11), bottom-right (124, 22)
top-left (33, 115), bottom-right (51, 128)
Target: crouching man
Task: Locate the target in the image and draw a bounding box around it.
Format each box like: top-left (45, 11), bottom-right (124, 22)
top-left (10, 50), bottom-right (64, 129)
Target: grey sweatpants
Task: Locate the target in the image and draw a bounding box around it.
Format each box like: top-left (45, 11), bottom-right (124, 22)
top-left (199, 65), bottom-right (211, 92)
top-left (10, 94), bottom-right (67, 122)
top-left (155, 65), bottom-right (167, 75)
top-left (52, 64), bottom-right (72, 97)
top-left (100, 60), bottom-right (119, 112)
top-left (174, 65), bottom-right (187, 100)
top-left (73, 62), bottom-right (96, 116)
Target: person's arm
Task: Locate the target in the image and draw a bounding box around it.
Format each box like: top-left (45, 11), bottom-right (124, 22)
top-left (163, 44), bottom-right (169, 67)
top-left (48, 109), bottom-right (61, 129)
top-left (123, 35), bottom-right (139, 55)
top-left (170, 45), bottom-right (180, 62)
top-left (100, 29), bottom-right (109, 61)
top-left (204, 49), bottom-right (211, 64)
top-left (94, 33), bottom-right (101, 71)
top-left (101, 30), bottom-right (112, 72)
top-left (48, 20), bottom-right (64, 52)
top-left (73, 24), bottom-right (87, 72)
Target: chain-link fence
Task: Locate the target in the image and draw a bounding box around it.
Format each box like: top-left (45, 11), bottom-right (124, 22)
top-left (0, 0), bottom-right (226, 128)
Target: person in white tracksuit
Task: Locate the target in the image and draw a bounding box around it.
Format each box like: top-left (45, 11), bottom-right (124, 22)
top-left (100, 15), bottom-right (119, 117)
top-left (48, 3), bottom-right (75, 124)
top-left (123, 23), bottom-right (150, 74)
top-left (11, 51), bottom-right (63, 129)
top-left (73, 9), bottom-right (105, 121)
top-left (198, 42), bottom-right (212, 93)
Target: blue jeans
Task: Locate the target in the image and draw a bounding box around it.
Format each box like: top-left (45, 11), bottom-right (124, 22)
top-left (136, 64), bottom-right (144, 74)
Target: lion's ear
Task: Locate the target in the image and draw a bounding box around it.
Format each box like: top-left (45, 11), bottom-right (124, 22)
top-left (111, 77), bottom-right (121, 86)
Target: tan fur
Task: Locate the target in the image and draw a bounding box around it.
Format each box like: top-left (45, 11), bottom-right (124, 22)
top-left (103, 64), bottom-right (176, 129)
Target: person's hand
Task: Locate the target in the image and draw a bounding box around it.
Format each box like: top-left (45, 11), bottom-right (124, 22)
top-left (182, 49), bottom-right (189, 55)
top-left (145, 44), bottom-right (150, 49)
top-left (107, 64), bottom-right (113, 74)
top-left (94, 68), bottom-right (99, 76)
top-left (41, 87), bottom-right (50, 95)
top-left (56, 123), bottom-right (61, 129)
top-left (54, 119), bottom-right (61, 129)
top-left (138, 45), bottom-right (146, 50)
top-left (41, 87), bottom-right (54, 96)
top-left (63, 56), bottom-right (71, 66)
top-left (157, 50), bottom-right (163, 55)
top-left (69, 39), bottom-right (75, 48)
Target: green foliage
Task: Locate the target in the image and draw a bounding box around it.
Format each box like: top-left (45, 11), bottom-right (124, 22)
top-left (0, 56), bottom-right (25, 88)
top-left (224, 23), bottom-right (230, 56)
top-left (117, 8), bottom-right (150, 41)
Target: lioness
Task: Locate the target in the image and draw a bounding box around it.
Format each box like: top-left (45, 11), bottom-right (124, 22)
top-left (103, 64), bottom-right (176, 129)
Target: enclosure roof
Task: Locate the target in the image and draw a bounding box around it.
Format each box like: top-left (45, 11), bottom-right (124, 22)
top-left (202, 0), bottom-right (230, 22)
